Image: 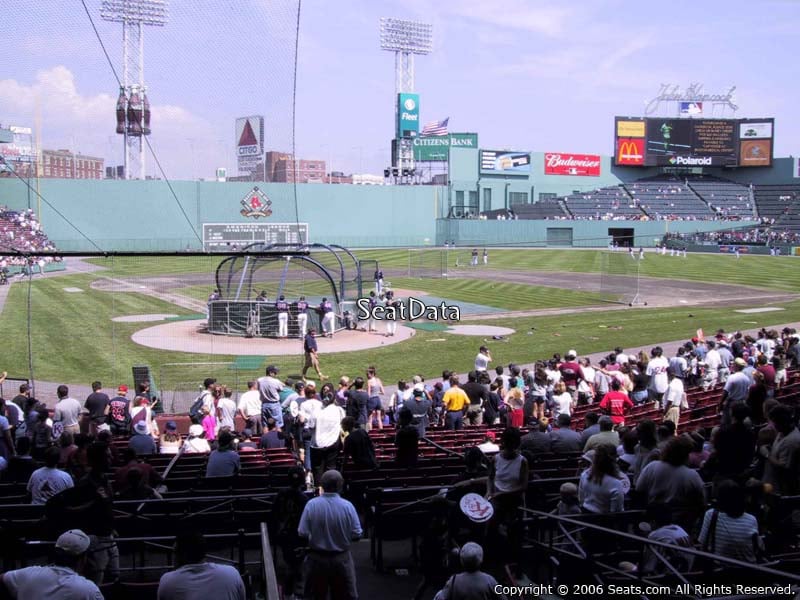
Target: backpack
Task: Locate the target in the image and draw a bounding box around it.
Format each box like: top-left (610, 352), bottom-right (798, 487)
top-left (188, 393), bottom-right (206, 423)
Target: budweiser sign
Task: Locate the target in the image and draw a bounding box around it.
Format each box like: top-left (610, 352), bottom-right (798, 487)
top-left (544, 153), bottom-right (601, 176)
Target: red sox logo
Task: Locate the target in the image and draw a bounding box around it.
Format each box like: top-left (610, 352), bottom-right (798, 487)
top-left (240, 186), bottom-right (273, 219)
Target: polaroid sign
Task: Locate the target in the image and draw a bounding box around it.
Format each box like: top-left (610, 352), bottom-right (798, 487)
top-left (397, 93), bottom-right (420, 138)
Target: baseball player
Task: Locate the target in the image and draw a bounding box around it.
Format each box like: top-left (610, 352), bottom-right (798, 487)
top-left (295, 295), bottom-right (308, 338)
top-left (276, 295), bottom-right (289, 338)
top-left (320, 297), bottom-right (335, 337)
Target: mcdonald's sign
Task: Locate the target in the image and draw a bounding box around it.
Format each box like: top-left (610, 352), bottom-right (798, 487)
top-left (616, 138), bottom-right (645, 166)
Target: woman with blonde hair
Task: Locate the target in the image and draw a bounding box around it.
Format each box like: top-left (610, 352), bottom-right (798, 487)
top-left (505, 379), bottom-right (525, 428)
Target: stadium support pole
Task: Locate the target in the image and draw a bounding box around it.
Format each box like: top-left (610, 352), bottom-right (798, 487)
top-left (629, 253), bottom-right (647, 307)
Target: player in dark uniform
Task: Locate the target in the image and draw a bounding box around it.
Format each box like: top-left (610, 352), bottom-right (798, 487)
top-left (276, 295), bottom-right (289, 338)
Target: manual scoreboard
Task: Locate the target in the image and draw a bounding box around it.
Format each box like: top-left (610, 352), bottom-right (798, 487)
top-left (202, 223), bottom-right (309, 251)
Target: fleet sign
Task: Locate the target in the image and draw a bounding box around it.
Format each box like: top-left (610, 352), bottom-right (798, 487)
top-left (544, 152), bottom-right (601, 176)
top-left (412, 133), bottom-right (478, 161)
top-left (397, 93), bottom-right (419, 138)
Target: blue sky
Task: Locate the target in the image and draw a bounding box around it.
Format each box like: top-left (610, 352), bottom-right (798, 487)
top-left (1, 0), bottom-right (798, 179)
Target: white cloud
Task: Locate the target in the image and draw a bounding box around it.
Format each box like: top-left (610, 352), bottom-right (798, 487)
top-left (0, 66), bottom-right (225, 179)
top-left (440, 1), bottom-right (573, 37)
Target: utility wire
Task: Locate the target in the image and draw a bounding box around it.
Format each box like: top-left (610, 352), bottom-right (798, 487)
top-left (79, 0), bottom-right (203, 245)
top-left (0, 157), bottom-right (104, 252)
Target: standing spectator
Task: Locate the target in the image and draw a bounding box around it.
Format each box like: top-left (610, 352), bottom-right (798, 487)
top-left (366, 367), bottom-right (385, 431)
top-left (0, 398), bottom-right (15, 460)
top-left (128, 421), bottom-right (156, 456)
top-left (598, 379), bottom-right (633, 426)
top-left (302, 329), bottom-right (326, 380)
top-left (206, 431), bottom-right (240, 478)
top-left (394, 408), bottom-right (420, 468)
top-left (54, 385), bottom-right (81, 436)
top-left (646, 347), bottom-right (670, 405)
top-left (298, 470), bottom-right (361, 600)
top-left (762, 404), bottom-right (800, 496)
top-left (474, 345), bottom-right (492, 373)
top-left (30, 407), bottom-right (53, 460)
top-left (27, 447), bottom-right (73, 505)
top-left (217, 386), bottom-right (237, 432)
top-left (341, 417), bottom-right (377, 470)
top-left (559, 350), bottom-right (585, 402)
top-left (107, 385), bottom-right (130, 435)
top-left (237, 380), bottom-right (262, 434)
top-left (442, 376), bottom-right (470, 430)
top-left (406, 388), bottom-right (432, 438)
top-left (345, 377), bottom-right (369, 428)
top-left (158, 532), bottom-right (246, 600)
top-left (1, 529), bottom-right (102, 599)
top-left (11, 383), bottom-right (31, 414)
top-left (259, 365), bottom-right (284, 429)
top-left (84, 382), bottom-right (109, 436)
top-left (662, 371), bottom-right (687, 429)
top-left (433, 542), bottom-right (505, 600)
top-left (129, 394), bottom-right (157, 437)
top-left (579, 444), bottom-right (626, 513)
top-left (200, 406), bottom-right (216, 442)
top-left (310, 395), bottom-right (344, 486)
top-left (462, 371), bottom-right (487, 426)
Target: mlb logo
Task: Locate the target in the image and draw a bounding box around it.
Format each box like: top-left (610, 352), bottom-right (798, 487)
top-left (679, 102), bottom-right (703, 116)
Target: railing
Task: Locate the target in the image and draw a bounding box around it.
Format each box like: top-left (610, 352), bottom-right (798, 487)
top-left (260, 522), bottom-right (281, 600)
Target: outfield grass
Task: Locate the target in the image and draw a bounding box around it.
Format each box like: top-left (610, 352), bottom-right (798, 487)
top-left (2, 270), bottom-right (800, 388)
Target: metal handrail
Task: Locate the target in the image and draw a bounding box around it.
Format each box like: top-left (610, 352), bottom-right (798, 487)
top-left (260, 522), bottom-right (280, 600)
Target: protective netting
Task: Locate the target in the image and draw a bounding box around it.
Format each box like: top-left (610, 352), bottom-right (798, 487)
top-left (598, 250), bottom-right (643, 305)
top-left (407, 248), bottom-right (447, 278)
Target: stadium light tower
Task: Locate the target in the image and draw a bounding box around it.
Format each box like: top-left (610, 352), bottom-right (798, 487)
top-left (380, 17), bottom-right (432, 182)
top-left (101, 0), bottom-right (168, 180)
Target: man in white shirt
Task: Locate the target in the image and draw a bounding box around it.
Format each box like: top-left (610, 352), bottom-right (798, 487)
top-left (258, 365), bottom-right (284, 429)
top-left (53, 385), bottom-right (82, 435)
top-left (298, 384), bottom-right (323, 472)
top-left (703, 341), bottom-right (722, 390)
top-left (27, 447), bottom-right (73, 505)
top-left (310, 396), bottom-right (345, 486)
top-left (158, 532), bottom-right (246, 600)
top-left (2, 529), bottom-right (102, 600)
top-left (474, 346), bottom-right (491, 373)
top-left (663, 373), bottom-right (686, 428)
top-left (237, 380), bottom-right (262, 434)
top-left (216, 387), bottom-right (237, 432)
top-left (646, 347), bottom-right (670, 404)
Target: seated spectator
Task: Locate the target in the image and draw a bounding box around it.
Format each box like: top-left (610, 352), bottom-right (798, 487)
top-left (117, 467), bottom-right (163, 501)
top-left (687, 431), bottom-right (709, 469)
top-left (395, 408), bottom-right (420, 468)
top-left (433, 542), bottom-right (505, 600)
top-left (30, 407), bottom-right (53, 460)
top-left (235, 429), bottom-right (258, 452)
top-left (114, 448), bottom-right (162, 495)
top-left (521, 418), bottom-right (551, 455)
top-left (579, 445), bottom-right (627, 513)
top-left (477, 431), bottom-right (499, 455)
top-left (183, 424), bottom-right (211, 454)
top-left (57, 432), bottom-right (77, 468)
top-left (631, 419), bottom-right (660, 484)
top-left (158, 532), bottom-right (246, 600)
top-left (618, 430), bottom-right (638, 472)
top-left (5, 436), bottom-right (35, 483)
top-left (342, 416), bottom-right (377, 469)
top-left (579, 412), bottom-right (601, 446)
top-left (1, 529), bottom-right (102, 599)
top-left (556, 482), bottom-right (582, 516)
top-left (639, 506), bottom-right (694, 575)
top-left (159, 421), bottom-right (182, 454)
top-left (201, 405), bottom-right (216, 441)
top-left (635, 436), bottom-right (705, 528)
top-left (259, 418), bottom-right (285, 450)
top-left (583, 416), bottom-right (619, 452)
top-left (698, 480), bottom-right (761, 563)
top-left (128, 420), bottom-right (156, 456)
top-left (205, 431), bottom-right (240, 478)
top-left (27, 447), bottom-right (73, 505)
top-left (550, 413), bottom-right (583, 454)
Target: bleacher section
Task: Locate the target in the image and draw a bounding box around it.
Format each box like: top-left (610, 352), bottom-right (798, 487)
top-left (510, 199), bottom-right (571, 219)
top-left (686, 175), bottom-right (756, 219)
top-left (0, 207), bottom-right (59, 269)
top-left (625, 176), bottom-right (715, 219)
top-left (561, 186), bottom-right (645, 219)
top-left (754, 184), bottom-right (800, 233)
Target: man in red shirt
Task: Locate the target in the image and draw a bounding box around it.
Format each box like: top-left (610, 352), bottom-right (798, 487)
top-left (756, 354), bottom-right (776, 398)
top-left (559, 350), bottom-right (585, 402)
top-left (598, 378), bottom-right (633, 426)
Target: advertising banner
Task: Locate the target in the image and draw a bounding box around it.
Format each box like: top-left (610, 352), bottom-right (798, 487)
top-left (397, 93), bottom-right (420, 138)
top-left (794, 157), bottom-right (800, 178)
top-left (479, 150), bottom-right (531, 175)
top-left (0, 125), bottom-right (35, 162)
top-left (412, 133), bottom-right (478, 161)
top-left (616, 138), bottom-right (645, 166)
top-left (739, 140), bottom-right (772, 167)
top-left (679, 102), bottom-right (703, 116)
top-left (236, 116), bottom-right (264, 173)
top-left (616, 119), bottom-right (645, 138)
top-left (544, 152), bottom-right (601, 176)
top-left (740, 121), bottom-right (773, 139)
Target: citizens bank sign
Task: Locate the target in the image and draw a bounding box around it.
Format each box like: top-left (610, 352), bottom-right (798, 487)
top-left (412, 133), bottom-right (479, 161)
top-left (544, 152), bottom-right (601, 176)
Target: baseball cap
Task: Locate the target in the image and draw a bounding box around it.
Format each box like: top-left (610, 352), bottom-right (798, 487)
top-left (55, 529), bottom-right (91, 556)
top-left (266, 365), bottom-right (279, 374)
top-left (188, 424), bottom-right (204, 437)
top-left (413, 382), bottom-right (426, 392)
top-left (485, 431), bottom-right (496, 441)
top-left (165, 420), bottom-right (178, 431)
top-left (734, 357), bottom-right (747, 367)
top-left (117, 384), bottom-right (128, 393)
top-left (413, 388), bottom-right (424, 397)
top-left (566, 350), bottom-right (577, 359)
top-left (133, 421), bottom-right (149, 435)
top-left (412, 375), bottom-right (423, 384)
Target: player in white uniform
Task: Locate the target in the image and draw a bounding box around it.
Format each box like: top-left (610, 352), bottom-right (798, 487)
top-left (276, 295), bottom-right (289, 338)
top-left (320, 297), bottom-right (335, 337)
top-left (295, 296), bottom-right (308, 338)
top-left (385, 294), bottom-right (398, 337)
